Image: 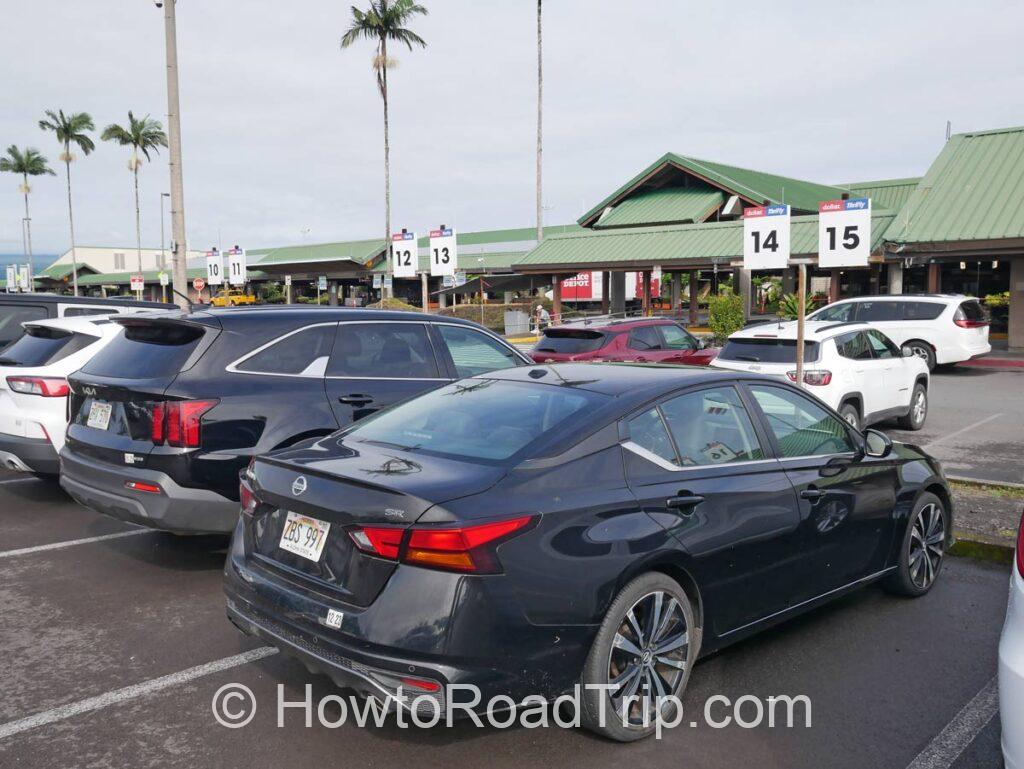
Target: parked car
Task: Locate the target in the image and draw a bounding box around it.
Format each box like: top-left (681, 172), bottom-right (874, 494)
top-left (60, 307), bottom-right (531, 534)
top-left (712, 320), bottom-right (929, 431)
top-left (0, 293), bottom-right (170, 352)
top-left (1000, 510), bottom-right (1024, 769)
top-left (225, 363), bottom-right (951, 742)
top-left (0, 316), bottom-right (125, 476)
top-left (806, 294), bottom-right (990, 370)
top-left (210, 288), bottom-right (257, 307)
top-left (531, 318), bottom-right (718, 365)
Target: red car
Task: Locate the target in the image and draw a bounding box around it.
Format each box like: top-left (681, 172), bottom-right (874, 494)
top-left (530, 318), bottom-right (718, 365)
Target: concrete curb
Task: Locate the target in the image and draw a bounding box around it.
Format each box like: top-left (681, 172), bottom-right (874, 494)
top-left (948, 474), bottom-right (1024, 491)
top-left (950, 531), bottom-right (1016, 566)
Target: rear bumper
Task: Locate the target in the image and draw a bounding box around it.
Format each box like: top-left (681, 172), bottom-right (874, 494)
top-left (0, 432), bottom-right (59, 475)
top-left (59, 447), bottom-right (239, 534)
top-left (1000, 569), bottom-right (1024, 769)
top-left (937, 340), bottom-right (991, 365)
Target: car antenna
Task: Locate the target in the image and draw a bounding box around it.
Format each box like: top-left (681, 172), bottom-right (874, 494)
top-left (170, 287), bottom-right (197, 312)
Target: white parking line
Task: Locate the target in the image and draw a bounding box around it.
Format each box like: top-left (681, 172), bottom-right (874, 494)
top-left (0, 476), bottom-right (38, 485)
top-left (0, 647), bottom-right (278, 741)
top-left (0, 529), bottom-right (153, 560)
top-left (905, 676), bottom-right (999, 769)
top-left (923, 414), bottom-right (1002, 449)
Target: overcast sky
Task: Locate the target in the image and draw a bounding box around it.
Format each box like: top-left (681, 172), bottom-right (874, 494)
top-left (2, 0), bottom-right (1022, 256)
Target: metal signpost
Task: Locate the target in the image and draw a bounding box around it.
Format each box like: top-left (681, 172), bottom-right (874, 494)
top-left (158, 270), bottom-right (169, 302)
top-left (130, 274), bottom-right (146, 295)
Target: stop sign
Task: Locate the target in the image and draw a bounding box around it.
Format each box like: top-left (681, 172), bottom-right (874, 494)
top-left (193, 277), bottom-right (206, 292)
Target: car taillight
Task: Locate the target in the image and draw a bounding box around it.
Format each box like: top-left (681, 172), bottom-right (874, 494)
top-left (150, 399), bottom-right (218, 448)
top-left (1016, 510), bottom-right (1024, 579)
top-left (348, 515), bottom-right (536, 573)
top-left (786, 370), bottom-right (832, 386)
top-left (239, 473), bottom-right (258, 516)
top-left (6, 376), bottom-right (69, 397)
top-left (954, 318), bottom-right (988, 328)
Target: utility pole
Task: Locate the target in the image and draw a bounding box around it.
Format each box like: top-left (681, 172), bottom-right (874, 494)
top-left (162, 0), bottom-right (189, 309)
top-left (160, 191), bottom-right (170, 302)
top-left (535, 0), bottom-right (543, 246)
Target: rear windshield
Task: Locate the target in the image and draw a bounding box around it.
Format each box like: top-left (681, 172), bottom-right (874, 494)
top-left (958, 300), bottom-right (987, 322)
top-left (82, 322), bottom-right (205, 379)
top-left (534, 329), bottom-right (607, 354)
top-left (719, 338), bottom-right (820, 364)
top-left (346, 379), bottom-right (608, 462)
top-left (0, 327), bottom-right (97, 367)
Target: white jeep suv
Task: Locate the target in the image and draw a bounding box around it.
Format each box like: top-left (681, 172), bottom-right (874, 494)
top-left (806, 294), bottom-right (990, 370)
top-left (712, 320), bottom-right (930, 431)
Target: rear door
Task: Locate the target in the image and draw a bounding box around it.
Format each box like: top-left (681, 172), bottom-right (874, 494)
top-left (622, 384), bottom-right (805, 635)
top-left (656, 323), bottom-right (703, 364)
top-left (431, 323), bottom-right (526, 378)
top-left (863, 329), bottom-right (907, 412)
top-left (325, 320), bottom-right (449, 426)
top-left (834, 330), bottom-right (890, 416)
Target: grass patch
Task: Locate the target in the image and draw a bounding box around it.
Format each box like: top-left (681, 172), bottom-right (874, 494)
top-left (949, 479), bottom-right (1024, 500)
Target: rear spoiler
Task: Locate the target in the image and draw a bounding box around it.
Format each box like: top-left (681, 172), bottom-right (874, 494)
top-left (112, 310), bottom-right (223, 331)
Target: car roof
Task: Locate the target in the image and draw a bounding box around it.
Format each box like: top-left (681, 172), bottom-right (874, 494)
top-left (188, 306), bottom-right (490, 328)
top-left (823, 294), bottom-right (967, 304)
top-left (549, 317), bottom-right (678, 332)
top-left (0, 293), bottom-right (170, 308)
top-left (21, 315), bottom-right (122, 336)
top-left (728, 320), bottom-right (868, 342)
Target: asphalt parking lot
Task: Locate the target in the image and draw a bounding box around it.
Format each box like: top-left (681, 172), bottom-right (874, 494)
top-left (0, 472), bottom-right (1011, 769)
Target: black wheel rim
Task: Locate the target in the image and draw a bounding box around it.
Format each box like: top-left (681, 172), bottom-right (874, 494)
top-left (909, 503), bottom-right (945, 589)
top-left (606, 590), bottom-right (689, 727)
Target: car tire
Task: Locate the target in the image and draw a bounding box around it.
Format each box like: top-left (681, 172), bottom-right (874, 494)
top-left (579, 572), bottom-right (700, 742)
top-left (897, 383), bottom-right (927, 430)
top-left (838, 401), bottom-right (862, 431)
top-left (901, 341), bottom-right (935, 371)
top-left (883, 492), bottom-right (947, 597)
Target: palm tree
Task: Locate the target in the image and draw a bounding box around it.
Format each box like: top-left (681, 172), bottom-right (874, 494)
top-left (341, 0), bottom-right (427, 298)
top-left (536, 0), bottom-right (543, 244)
top-left (101, 112), bottom-right (167, 299)
top-left (0, 146), bottom-right (55, 290)
top-left (39, 110), bottom-right (95, 296)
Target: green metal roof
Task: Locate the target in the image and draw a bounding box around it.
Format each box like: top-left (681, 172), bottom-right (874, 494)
top-left (843, 177), bottom-right (921, 212)
top-left (36, 262), bottom-right (99, 280)
top-left (412, 223), bottom-right (582, 248)
top-left (578, 153), bottom-right (848, 226)
top-left (248, 238), bottom-right (386, 267)
top-left (514, 211), bottom-right (895, 271)
top-left (594, 187), bottom-right (725, 229)
top-left (77, 267), bottom-right (208, 286)
top-left (369, 251), bottom-right (523, 275)
top-left (885, 126), bottom-right (1024, 245)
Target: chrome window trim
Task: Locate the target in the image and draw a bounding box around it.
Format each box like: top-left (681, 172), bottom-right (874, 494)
top-left (225, 322), bottom-right (339, 378)
top-left (621, 440), bottom-right (780, 473)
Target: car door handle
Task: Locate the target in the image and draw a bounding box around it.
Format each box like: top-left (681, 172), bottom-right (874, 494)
top-left (339, 394), bottom-right (373, 406)
top-left (666, 494), bottom-right (704, 513)
top-left (800, 488), bottom-right (825, 501)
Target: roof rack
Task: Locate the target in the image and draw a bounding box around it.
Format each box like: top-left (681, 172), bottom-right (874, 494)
top-left (817, 321), bottom-right (868, 332)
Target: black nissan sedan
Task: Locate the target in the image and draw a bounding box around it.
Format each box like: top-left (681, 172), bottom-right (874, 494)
top-left (224, 363), bottom-right (952, 741)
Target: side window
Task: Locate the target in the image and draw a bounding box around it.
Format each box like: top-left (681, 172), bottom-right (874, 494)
top-left (626, 407), bottom-right (676, 465)
top-left (865, 330), bottom-right (899, 359)
top-left (0, 305), bottom-right (47, 349)
top-left (237, 324), bottom-right (335, 376)
top-left (902, 301), bottom-right (944, 321)
top-left (62, 307), bottom-right (112, 317)
top-left (436, 325), bottom-right (520, 378)
top-left (813, 302), bottom-right (853, 322)
top-left (628, 326), bottom-right (662, 351)
top-left (329, 322), bottom-right (440, 379)
top-left (835, 331), bottom-right (872, 360)
top-left (855, 301), bottom-right (900, 322)
top-left (659, 324), bottom-right (696, 350)
top-left (749, 385), bottom-right (855, 457)
top-left (660, 387), bottom-right (763, 466)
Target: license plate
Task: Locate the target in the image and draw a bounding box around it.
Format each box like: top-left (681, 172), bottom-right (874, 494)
top-left (279, 511), bottom-right (331, 562)
top-left (86, 401), bottom-right (112, 430)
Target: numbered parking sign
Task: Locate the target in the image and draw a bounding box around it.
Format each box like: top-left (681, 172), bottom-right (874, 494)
top-left (391, 231), bottom-right (418, 278)
top-left (227, 247), bottom-right (247, 286)
top-left (818, 198), bottom-right (871, 268)
top-left (205, 249), bottom-right (225, 286)
top-left (743, 204), bottom-right (791, 269)
top-left (429, 227), bottom-right (457, 277)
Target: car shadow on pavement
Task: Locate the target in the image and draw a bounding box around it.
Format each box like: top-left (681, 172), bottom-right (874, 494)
top-left (92, 530), bottom-right (231, 573)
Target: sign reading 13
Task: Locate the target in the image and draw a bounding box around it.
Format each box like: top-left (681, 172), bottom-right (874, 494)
top-left (429, 227), bottom-right (457, 277)
top-left (390, 231), bottom-right (418, 278)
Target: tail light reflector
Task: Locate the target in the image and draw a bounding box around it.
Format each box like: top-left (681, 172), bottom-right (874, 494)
top-left (6, 376), bottom-right (69, 397)
top-left (786, 370), bottom-right (832, 386)
top-left (125, 480), bottom-right (161, 494)
top-left (151, 399), bottom-right (218, 448)
top-left (1016, 510), bottom-right (1024, 579)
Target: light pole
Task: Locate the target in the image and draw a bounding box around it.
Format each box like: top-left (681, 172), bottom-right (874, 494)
top-left (160, 191), bottom-right (170, 302)
top-left (159, 0), bottom-right (189, 309)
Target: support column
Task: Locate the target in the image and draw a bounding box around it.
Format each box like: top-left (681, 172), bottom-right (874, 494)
top-left (601, 271), bottom-right (610, 315)
top-left (927, 263), bottom-right (941, 293)
top-left (737, 267), bottom-right (752, 320)
top-left (328, 281), bottom-right (339, 306)
top-left (551, 275), bottom-right (562, 325)
top-left (641, 270), bottom-right (652, 316)
top-left (421, 273), bottom-right (430, 313)
top-left (670, 271), bottom-right (681, 312)
top-left (609, 271), bottom-right (626, 315)
top-left (869, 264), bottom-right (881, 295)
top-left (1010, 258), bottom-right (1024, 352)
top-left (438, 289), bottom-right (447, 309)
top-left (782, 266), bottom-right (797, 295)
top-left (888, 263), bottom-right (904, 295)
top-left (688, 269), bottom-right (699, 326)
top-left (828, 269), bottom-right (841, 303)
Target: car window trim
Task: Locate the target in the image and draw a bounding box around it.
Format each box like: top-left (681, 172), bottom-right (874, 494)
top-left (431, 321), bottom-right (531, 377)
top-left (738, 380), bottom-right (859, 459)
top-left (225, 321), bottom-right (340, 378)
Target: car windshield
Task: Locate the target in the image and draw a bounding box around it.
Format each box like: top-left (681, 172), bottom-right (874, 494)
top-left (534, 329), bottom-right (606, 354)
top-left (718, 338), bottom-right (820, 364)
top-left (346, 378), bottom-right (608, 462)
top-left (0, 327), bottom-right (98, 367)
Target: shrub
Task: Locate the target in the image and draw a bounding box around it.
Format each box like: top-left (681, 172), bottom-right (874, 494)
top-left (777, 292), bottom-right (820, 320)
top-left (707, 290), bottom-right (745, 344)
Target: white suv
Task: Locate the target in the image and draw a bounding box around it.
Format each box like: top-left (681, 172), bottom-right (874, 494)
top-left (0, 316), bottom-right (123, 476)
top-left (712, 320), bottom-right (930, 431)
top-left (806, 294), bottom-right (990, 370)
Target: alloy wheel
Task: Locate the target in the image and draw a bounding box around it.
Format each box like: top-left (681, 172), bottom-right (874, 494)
top-left (904, 344), bottom-right (931, 364)
top-left (912, 390), bottom-right (927, 425)
top-left (607, 590), bottom-right (689, 727)
top-left (909, 503), bottom-right (945, 589)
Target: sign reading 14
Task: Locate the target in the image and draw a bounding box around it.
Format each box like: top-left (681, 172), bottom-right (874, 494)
top-left (429, 227), bottom-right (457, 277)
top-left (742, 204), bottom-right (791, 270)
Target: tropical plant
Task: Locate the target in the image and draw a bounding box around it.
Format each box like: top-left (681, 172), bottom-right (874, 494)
top-left (101, 112), bottom-right (167, 297)
top-left (707, 289), bottom-right (745, 344)
top-left (777, 292), bottom-right (820, 320)
top-left (0, 145), bottom-right (55, 285)
top-left (341, 0), bottom-right (427, 298)
top-left (39, 110), bottom-right (95, 296)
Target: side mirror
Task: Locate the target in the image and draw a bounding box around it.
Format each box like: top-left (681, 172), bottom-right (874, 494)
top-left (863, 428), bottom-right (892, 458)
top-left (696, 338), bottom-right (707, 350)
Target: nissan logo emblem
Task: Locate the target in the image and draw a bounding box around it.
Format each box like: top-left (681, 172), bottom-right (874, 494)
top-left (291, 476), bottom-right (307, 496)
